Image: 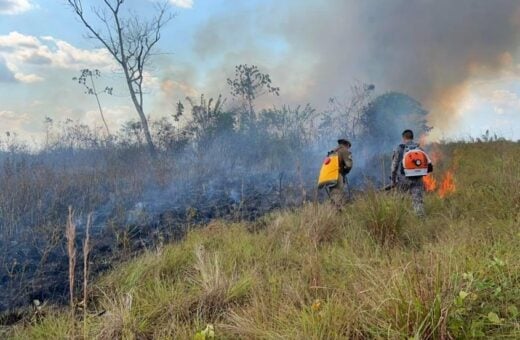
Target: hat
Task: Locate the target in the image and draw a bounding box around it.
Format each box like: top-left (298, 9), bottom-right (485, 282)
top-left (337, 138), bottom-right (351, 147)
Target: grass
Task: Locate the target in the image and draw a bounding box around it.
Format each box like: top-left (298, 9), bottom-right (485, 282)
top-left (5, 141), bottom-right (520, 339)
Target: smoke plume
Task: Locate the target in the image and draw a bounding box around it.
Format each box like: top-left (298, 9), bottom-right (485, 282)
top-left (190, 0), bottom-right (520, 133)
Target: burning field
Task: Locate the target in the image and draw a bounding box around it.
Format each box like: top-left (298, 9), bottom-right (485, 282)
top-left (3, 140), bottom-right (518, 339)
top-left (1, 0), bottom-right (520, 337)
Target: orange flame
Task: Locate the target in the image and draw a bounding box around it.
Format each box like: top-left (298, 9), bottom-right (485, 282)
top-left (423, 174), bottom-right (437, 192)
top-left (438, 171), bottom-right (456, 198)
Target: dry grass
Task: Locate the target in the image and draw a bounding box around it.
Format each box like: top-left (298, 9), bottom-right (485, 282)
top-left (65, 207), bottom-right (76, 312)
top-left (7, 141), bottom-right (520, 339)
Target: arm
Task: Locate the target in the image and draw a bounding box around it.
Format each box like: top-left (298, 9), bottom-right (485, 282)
top-left (390, 146), bottom-right (402, 183)
top-left (338, 149), bottom-right (353, 174)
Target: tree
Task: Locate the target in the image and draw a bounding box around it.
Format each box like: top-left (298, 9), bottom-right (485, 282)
top-left (361, 92), bottom-right (432, 150)
top-left (185, 94), bottom-right (227, 144)
top-left (66, 0), bottom-right (174, 157)
top-left (227, 64), bottom-right (279, 129)
top-left (321, 82), bottom-right (375, 141)
top-left (72, 69), bottom-right (113, 137)
top-left (259, 104), bottom-right (318, 149)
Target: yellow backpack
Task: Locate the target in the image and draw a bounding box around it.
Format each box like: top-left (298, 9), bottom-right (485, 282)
top-left (318, 152), bottom-right (340, 188)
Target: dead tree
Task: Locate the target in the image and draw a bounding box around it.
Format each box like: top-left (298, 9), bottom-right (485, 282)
top-left (66, 0), bottom-right (174, 157)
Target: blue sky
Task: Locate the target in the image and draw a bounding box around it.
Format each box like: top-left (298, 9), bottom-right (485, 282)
top-left (0, 0), bottom-right (519, 143)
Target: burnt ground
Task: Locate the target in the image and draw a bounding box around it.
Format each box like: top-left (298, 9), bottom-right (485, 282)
top-left (0, 173), bottom-right (323, 323)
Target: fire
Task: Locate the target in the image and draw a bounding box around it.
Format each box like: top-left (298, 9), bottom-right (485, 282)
top-left (423, 174), bottom-right (437, 192)
top-left (414, 135), bottom-right (456, 198)
top-left (438, 170), bottom-right (456, 198)
top-left (423, 172), bottom-right (456, 198)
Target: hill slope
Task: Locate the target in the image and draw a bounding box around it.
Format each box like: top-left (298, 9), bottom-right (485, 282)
top-left (5, 141), bottom-right (520, 339)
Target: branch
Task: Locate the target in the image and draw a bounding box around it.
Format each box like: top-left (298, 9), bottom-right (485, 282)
top-left (66, 0), bottom-right (122, 64)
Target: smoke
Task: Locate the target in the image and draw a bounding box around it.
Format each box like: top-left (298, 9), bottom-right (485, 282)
top-left (189, 0), bottom-right (520, 133)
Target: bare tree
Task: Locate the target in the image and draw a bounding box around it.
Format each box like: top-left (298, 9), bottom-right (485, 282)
top-left (322, 82), bottom-right (375, 140)
top-left (66, 0), bottom-right (174, 157)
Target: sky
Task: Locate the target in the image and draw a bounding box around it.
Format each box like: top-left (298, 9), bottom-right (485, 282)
top-left (0, 0), bottom-right (519, 143)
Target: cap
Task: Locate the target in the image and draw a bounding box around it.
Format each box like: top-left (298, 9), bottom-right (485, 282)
top-left (337, 138), bottom-right (351, 147)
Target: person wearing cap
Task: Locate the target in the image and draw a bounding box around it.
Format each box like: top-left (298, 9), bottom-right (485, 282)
top-left (329, 138), bottom-right (353, 207)
top-left (391, 129), bottom-right (426, 216)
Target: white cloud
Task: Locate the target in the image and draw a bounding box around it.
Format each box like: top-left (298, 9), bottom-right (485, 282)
top-left (0, 0), bottom-right (33, 15)
top-left (0, 110), bottom-right (31, 131)
top-left (14, 71), bottom-right (43, 83)
top-left (0, 31), bottom-right (39, 48)
top-left (83, 105), bottom-right (133, 129)
top-left (0, 57), bottom-right (16, 82)
top-left (487, 89), bottom-right (520, 115)
top-left (0, 32), bottom-right (114, 82)
top-left (169, 0), bottom-right (193, 9)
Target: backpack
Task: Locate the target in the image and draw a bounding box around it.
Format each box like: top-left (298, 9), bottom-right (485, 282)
top-left (318, 152), bottom-right (340, 188)
top-left (400, 143), bottom-right (433, 177)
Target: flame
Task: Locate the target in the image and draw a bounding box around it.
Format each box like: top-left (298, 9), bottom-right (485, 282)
top-left (413, 138), bottom-right (456, 198)
top-left (423, 174), bottom-right (437, 192)
top-left (438, 170), bottom-right (456, 198)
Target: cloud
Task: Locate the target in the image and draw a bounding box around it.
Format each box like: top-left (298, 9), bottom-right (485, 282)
top-left (0, 57), bottom-right (15, 82)
top-left (83, 105), bottom-right (134, 129)
top-left (488, 89), bottom-right (520, 114)
top-left (13, 71), bottom-right (43, 83)
top-left (0, 110), bottom-right (31, 132)
top-left (0, 32), bottom-right (113, 69)
top-left (0, 0), bottom-right (33, 15)
top-left (168, 0), bottom-right (193, 9)
top-left (0, 32), bottom-right (114, 83)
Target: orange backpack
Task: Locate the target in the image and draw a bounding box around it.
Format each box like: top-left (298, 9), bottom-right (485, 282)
top-left (401, 144), bottom-right (432, 177)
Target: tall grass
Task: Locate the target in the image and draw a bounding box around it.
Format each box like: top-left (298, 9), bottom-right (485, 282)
top-left (7, 141), bottom-right (520, 339)
top-left (65, 207), bottom-right (76, 312)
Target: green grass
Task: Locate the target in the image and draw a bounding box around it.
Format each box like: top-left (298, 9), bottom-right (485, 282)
top-left (6, 141), bottom-right (520, 339)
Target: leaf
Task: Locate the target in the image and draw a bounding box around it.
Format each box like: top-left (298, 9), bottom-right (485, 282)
top-left (487, 312), bottom-right (502, 324)
top-left (507, 305), bottom-right (518, 318)
top-left (459, 291), bottom-right (469, 300)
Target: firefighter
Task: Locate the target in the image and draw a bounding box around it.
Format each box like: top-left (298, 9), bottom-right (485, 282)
top-left (329, 138), bottom-right (353, 207)
top-left (391, 129), bottom-right (429, 216)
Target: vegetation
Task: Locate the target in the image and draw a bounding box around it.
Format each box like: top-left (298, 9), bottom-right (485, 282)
top-left (5, 140), bottom-right (519, 339)
top-left (66, 0), bottom-right (175, 157)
